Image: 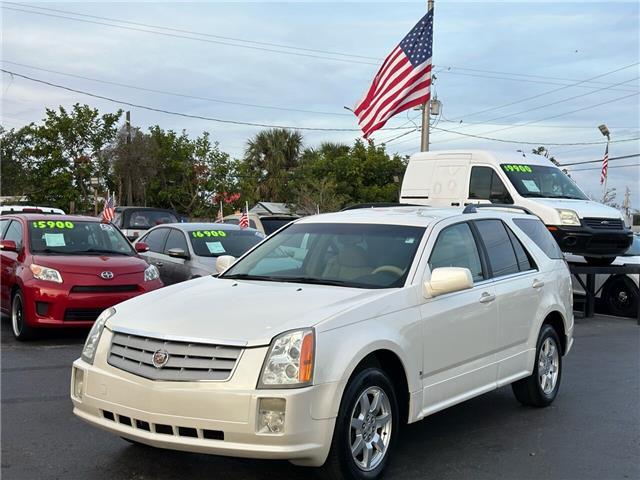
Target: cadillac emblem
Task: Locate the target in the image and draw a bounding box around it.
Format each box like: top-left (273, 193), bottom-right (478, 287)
top-left (152, 349), bottom-right (170, 368)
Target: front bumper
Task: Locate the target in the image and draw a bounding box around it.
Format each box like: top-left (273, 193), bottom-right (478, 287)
top-left (71, 330), bottom-right (339, 467)
top-left (23, 279), bottom-right (163, 328)
top-left (549, 224), bottom-right (633, 257)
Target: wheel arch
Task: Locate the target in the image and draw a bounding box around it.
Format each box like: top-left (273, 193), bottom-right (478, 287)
top-left (541, 310), bottom-right (568, 355)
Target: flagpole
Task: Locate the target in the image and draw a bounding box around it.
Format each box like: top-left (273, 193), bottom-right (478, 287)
top-left (420, 0), bottom-right (434, 152)
top-left (602, 138), bottom-right (610, 202)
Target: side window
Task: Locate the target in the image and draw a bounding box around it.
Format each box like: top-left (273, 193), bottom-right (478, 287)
top-left (4, 220), bottom-right (24, 249)
top-left (474, 220), bottom-right (519, 278)
top-left (469, 166), bottom-right (512, 204)
top-left (164, 229), bottom-right (188, 254)
top-left (143, 228), bottom-right (169, 253)
top-left (469, 166), bottom-right (492, 200)
top-left (505, 226), bottom-right (537, 271)
top-left (429, 222), bottom-right (484, 282)
top-left (0, 219), bottom-right (9, 237)
top-left (513, 218), bottom-right (563, 259)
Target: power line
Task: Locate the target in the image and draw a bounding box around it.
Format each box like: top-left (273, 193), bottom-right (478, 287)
top-left (1, 60), bottom-right (353, 117)
top-left (440, 62), bottom-right (639, 127)
top-left (0, 68), bottom-right (416, 132)
top-left (4, 3), bottom-right (639, 93)
top-left (558, 154), bottom-right (640, 166)
top-left (432, 90), bottom-right (640, 145)
top-left (566, 163), bottom-right (639, 172)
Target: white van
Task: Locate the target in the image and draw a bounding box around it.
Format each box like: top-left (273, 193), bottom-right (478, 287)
top-left (400, 150), bottom-right (633, 264)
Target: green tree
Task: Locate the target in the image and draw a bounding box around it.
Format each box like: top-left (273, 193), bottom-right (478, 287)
top-left (243, 128), bottom-right (303, 202)
top-left (25, 104), bottom-right (122, 211)
top-left (0, 125), bottom-right (35, 196)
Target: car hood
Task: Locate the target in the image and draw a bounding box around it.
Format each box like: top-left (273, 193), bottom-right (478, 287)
top-left (532, 198), bottom-right (624, 220)
top-left (107, 276), bottom-right (388, 347)
top-left (33, 254), bottom-right (149, 275)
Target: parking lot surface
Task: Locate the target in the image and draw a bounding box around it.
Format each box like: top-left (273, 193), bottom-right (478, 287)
top-left (1, 314), bottom-right (638, 480)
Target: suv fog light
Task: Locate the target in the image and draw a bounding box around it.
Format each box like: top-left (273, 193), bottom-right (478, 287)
top-left (73, 367), bottom-right (84, 399)
top-left (257, 398), bottom-right (286, 434)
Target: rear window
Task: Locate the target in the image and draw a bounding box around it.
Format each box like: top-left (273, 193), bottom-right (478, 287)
top-left (188, 229), bottom-right (264, 257)
top-left (125, 210), bottom-right (178, 229)
top-left (513, 218), bottom-right (563, 259)
top-left (260, 218), bottom-right (295, 235)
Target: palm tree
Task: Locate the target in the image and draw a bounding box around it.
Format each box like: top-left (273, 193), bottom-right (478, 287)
top-left (244, 128), bottom-right (303, 202)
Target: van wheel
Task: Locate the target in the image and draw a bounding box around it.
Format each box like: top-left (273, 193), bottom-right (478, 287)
top-left (603, 276), bottom-right (639, 318)
top-left (512, 324), bottom-right (562, 407)
top-left (584, 256), bottom-right (615, 266)
top-left (11, 290), bottom-right (34, 341)
top-left (319, 368), bottom-right (398, 480)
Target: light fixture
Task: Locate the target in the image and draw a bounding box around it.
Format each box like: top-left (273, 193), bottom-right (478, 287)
top-left (598, 124), bottom-right (610, 138)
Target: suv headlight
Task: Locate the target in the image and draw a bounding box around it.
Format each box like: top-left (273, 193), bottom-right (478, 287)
top-left (30, 264), bottom-right (63, 283)
top-left (557, 209), bottom-right (580, 226)
top-left (258, 329), bottom-right (314, 389)
top-left (81, 307), bottom-right (115, 364)
top-left (144, 264), bottom-right (159, 282)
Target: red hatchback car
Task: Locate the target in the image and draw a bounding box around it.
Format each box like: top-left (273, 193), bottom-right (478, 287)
top-left (0, 214), bottom-right (163, 340)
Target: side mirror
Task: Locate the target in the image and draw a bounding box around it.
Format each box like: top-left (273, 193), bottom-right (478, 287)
top-left (216, 255), bottom-right (236, 274)
top-left (0, 240), bottom-right (18, 253)
top-left (135, 242), bottom-right (149, 253)
top-left (424, 267), bottom-right (473, 298)
top-left (167, 248), bottom-right (189, 259)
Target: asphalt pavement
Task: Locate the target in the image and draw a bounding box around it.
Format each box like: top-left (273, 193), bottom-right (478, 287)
top-left (1, 314), bottom-right (638, 480)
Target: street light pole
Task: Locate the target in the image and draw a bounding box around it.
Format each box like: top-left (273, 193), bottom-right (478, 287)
top-left (598, 124), bottom-right (610, 203)
top-left (420, 0), bottom-right (434, 152)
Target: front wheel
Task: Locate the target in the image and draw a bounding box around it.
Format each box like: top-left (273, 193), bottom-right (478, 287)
top-left (584, 256), bottom-right (615, 266)
top-left (512, 324), bottom-right (562, 407)
top-left (320, 368), bottom-right (399, 480)
top-left (11, 290), bottom-right (34, 341)
top-left (603, 276), bottom-right (639, 318)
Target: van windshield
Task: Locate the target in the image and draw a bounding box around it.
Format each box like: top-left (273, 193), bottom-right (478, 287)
top-left (500, 164), bottom-right (588, 200)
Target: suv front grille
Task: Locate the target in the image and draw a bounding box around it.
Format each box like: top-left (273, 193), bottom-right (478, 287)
top-left (107, 331), bottom-right (243, 381)
top-left (583, 217), bottom-right (624, 229)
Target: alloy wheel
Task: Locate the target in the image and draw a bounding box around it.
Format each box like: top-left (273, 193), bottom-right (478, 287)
top-left (349, 386), bottom-right (393, 472)
top-left (538, 337), bottom-right (559, 394)
top-left (11, 294), bottom-right (23, 337)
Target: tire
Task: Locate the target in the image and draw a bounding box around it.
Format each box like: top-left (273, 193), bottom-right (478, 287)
top-left (585, 256), bottom-right (616, 266)
top-left (512, 324), bottom-right (562, 407)
top-left (319, 368), bottom-right (399, 480)
top-left (603, 276), bottom-right (639, 318)
top-left (11, 290), bottom-right (34, 341)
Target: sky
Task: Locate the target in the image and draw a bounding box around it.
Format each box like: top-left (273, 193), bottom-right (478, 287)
top-left (1, 1), bottom-right (639, 208)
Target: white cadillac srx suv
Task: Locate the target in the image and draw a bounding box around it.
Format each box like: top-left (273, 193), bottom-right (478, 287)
top-left (71, 206), bottom-right (574, 480)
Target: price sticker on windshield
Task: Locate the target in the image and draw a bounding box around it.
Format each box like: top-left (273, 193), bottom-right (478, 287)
top-left (32, 220), bottom-right (75, 229)
top-left (502, 164), bottom-right (533, 173)
top-left (191, 230), bottom-right (227, 238)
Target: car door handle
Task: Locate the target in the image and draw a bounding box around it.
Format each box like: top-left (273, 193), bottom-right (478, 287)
top-left (479, 292), bottom-right (496, 304)
top-left (532, 279), bottom-right (545, 289)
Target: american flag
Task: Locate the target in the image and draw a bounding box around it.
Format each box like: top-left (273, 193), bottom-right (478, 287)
top-left (354, 10), bottom-right (434, 138)
top-left (216, 201), bottom-right (224, 223)
top-left (238, 202), bottom-right (249, 229)
top-left (101, 194), bottom-right (115, 222)
top-left (600, 143), bottom-right (609, 185)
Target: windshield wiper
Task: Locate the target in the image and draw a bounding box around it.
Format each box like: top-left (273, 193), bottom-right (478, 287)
top-left (33, 248), bottom-right (65, 255)
top-left (221, 273), bottom-right (286, 282)
top-left (271, 276), bottom-right (361, 288)
top-left (79, 249), bottom-right (130, 256)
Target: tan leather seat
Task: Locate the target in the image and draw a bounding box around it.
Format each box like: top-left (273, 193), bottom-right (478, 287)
top-left (323, 245), bottom-right (371, 281)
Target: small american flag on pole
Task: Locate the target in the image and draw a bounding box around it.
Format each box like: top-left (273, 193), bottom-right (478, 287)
top-left (600, 143), bottom-right (609, 185)
top-left (354, 10), bottom-right (434, 138)
top-left (238, 202), bottom-right (249, 229)
top-left (101, 193), bottom-right (115, 222)
top-left (216, 201), bottom-right (224, 223)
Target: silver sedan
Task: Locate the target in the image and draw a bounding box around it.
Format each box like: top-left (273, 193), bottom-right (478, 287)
top-left (134, 223), bottom-right (265, 285)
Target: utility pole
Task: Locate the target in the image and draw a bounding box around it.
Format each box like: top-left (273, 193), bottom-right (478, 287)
top-left (420, 0), bottom-right (434, 152)
top-left (125, 111), bottom-right (132, 206)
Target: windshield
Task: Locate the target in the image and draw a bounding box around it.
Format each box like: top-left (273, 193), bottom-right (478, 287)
top-left (28, 220), bottom-right (134, 256)
top-left (124, 210), bottom-right (178, 229)
top-left (221, 223), bottom-right (425, 289)
top-left (501, 164), bottom-right (588, 200)
top-left (188, 228), bottom-right (264, 257)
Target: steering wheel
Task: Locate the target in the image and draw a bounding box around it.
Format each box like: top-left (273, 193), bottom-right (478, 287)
top-left (371, 265), bottom-right (404, 277)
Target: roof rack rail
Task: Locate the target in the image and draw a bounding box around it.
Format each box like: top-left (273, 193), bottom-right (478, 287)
top-left (340, 202), bottom-right (422, 211)
top-left (462, 204), bottom-right (535, 215)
